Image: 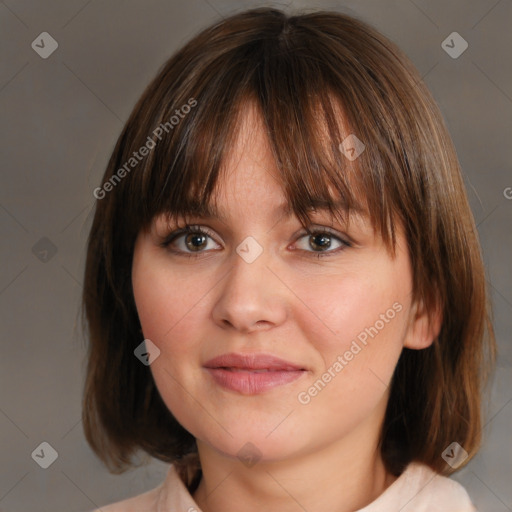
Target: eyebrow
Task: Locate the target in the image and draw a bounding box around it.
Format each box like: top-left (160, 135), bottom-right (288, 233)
top-left (181, 197), bottom-right (366, 223)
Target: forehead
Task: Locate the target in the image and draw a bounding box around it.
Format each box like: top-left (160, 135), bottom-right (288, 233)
top-left (162, 101), bottom-right (370, 229)
top-left (171, 196), bottom-right (367, 226)
top-left (143, 87), bottom-right (400, 256)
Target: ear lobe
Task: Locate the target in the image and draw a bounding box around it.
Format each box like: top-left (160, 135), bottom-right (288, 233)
top-left (404, 298), bottom-right (443, 350)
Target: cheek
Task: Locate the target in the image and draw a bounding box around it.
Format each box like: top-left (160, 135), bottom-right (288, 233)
top-left (132, 256), bottom-right (207, 350)
top-left (294, 262), bottom-right (408, 357)
top-left (291, 263), bottom-right (409, 403)
top-left (132, 276), bottom-right (171, 345)
top-left (291, 256), bottom-right (411, 426)
top-left (131, 260), bottom-right (212, 429)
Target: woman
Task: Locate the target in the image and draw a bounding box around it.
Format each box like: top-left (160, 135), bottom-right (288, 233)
top-left (82, 8), bottom-right (495, 511)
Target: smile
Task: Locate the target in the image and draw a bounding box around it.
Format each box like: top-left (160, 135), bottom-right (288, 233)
top-left (203, 353), bottom-right (307, 394)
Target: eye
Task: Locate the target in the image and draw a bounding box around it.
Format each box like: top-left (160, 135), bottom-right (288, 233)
top-left (159, 224), bottom-right (351, 259)
top-left (294, 228), bottom-right (351, 257)
top-left (159, 225), bottom-right (220, 256)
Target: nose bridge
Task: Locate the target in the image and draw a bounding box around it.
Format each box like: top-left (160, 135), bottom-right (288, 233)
top-left (231, 236), bottom-right (270, 288)
top-left (211, 237), bottom-right (287, 331)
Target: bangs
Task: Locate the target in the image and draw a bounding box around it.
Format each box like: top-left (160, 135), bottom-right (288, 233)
top-left (146, 93), bottom-right (373, 238)
top-left (120, 12), bottom-right (413, 252)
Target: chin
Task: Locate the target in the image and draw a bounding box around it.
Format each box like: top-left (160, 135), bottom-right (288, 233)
top-left (192, 420), bottom-right (316, 465)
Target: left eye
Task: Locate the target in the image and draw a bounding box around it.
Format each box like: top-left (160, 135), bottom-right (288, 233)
top-left (294, 230), bottom-right (349, 255)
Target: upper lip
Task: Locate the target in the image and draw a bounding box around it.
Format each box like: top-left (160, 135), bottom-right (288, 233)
top-left (203, 353), bottom-right (305, 371)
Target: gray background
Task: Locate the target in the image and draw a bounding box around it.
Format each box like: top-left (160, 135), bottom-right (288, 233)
top-left (0, 0), bottom-right (511, 510)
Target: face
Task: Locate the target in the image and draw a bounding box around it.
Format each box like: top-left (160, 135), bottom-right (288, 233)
top-left (132, 105), bottom-right (426, 464)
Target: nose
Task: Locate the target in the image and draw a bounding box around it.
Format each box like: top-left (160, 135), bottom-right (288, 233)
top-left (211, 244), bottom-right (289, 334)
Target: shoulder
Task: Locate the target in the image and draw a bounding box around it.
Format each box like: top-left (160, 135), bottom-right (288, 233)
top-left (89, 463), bottom-right (199, 512)
top-left (366, 462), bottom-right (476, 512)
top-left (88, 484), bottom-right (161, 512)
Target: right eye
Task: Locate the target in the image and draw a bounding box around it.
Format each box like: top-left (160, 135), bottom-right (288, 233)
top-left (159, 224), bottom-right (221, 257)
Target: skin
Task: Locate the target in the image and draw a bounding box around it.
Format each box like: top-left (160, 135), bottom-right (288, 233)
top-left (131, 104), bottom-right (440, 512)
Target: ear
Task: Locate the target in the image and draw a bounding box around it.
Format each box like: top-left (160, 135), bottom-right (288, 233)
top-left (403, 297), bottom-right (443, 350)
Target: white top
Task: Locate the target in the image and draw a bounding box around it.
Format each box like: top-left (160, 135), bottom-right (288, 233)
top-left (92, 461), bottom-right (476, 511)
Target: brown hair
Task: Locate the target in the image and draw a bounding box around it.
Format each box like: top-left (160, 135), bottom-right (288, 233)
top-left (82, 7), bottom-right (496, 476)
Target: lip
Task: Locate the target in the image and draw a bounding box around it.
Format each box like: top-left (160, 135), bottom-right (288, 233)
top-left (203, 353), bottom-right (307, 395)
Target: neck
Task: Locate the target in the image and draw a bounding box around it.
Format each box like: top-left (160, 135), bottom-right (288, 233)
top-left (192, 408), bottom-right (397, 512)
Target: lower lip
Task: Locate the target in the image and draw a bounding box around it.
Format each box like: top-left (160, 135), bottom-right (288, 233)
top-left (205, 368), bottom-right (305, 394)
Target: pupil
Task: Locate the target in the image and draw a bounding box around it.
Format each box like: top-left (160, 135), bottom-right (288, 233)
top-left (187, 233), bottom-right (206, 251)
top-left (312, 234), bottom-right (330, 250)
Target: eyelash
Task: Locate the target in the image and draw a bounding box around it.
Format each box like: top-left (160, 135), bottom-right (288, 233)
top-left (159, 224), bottom-right (352, 259)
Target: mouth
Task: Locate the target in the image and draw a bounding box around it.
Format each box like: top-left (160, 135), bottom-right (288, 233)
top-left (203, 353), bottom-right (307, 395)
